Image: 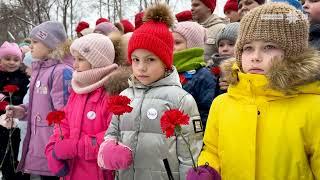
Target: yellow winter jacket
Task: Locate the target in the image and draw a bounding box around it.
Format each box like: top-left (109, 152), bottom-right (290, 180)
top-left (198, 72), bottom-right (320, 180)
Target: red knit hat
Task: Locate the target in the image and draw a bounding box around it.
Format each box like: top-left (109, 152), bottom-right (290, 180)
top-left (96, 17), bottom-right (109, 25)
top-left (120, 19), bottom-right (135, 33)
top-left (76, 21), bottom-right (89, 33)
top-left (175, 10), bottom-right (193, 22)
top-left (224, 0), bottom-right (238, 13)
top-left (200, 0), bottom-right (216, 12)
top-left (128, 4), bottom-right (174, 69)
top-left (135, 12), bottom-right (144, 29)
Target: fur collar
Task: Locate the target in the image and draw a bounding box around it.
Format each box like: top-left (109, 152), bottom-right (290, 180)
top-left (221, 49), bottom-right (320, 93)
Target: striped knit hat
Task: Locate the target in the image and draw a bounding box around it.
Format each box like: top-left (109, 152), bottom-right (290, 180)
top-left (70, 33), bottom-right (115, 68)
top-left (128, 4), bottom-right (174, 69)
top-left (172, 21), bottom-right (207, 49)
top-left (235, 3), bottom-right (309, 62)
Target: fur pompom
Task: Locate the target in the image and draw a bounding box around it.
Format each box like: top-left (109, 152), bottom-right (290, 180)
top-left (143, 3), bottom-right (174, 27)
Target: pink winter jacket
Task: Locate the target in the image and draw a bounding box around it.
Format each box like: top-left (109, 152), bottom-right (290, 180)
top-left (45, 88), bottom-right (114, 180)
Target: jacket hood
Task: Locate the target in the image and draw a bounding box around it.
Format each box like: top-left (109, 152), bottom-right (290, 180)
top-left (104, 66), bottom-right (132, 95)
top-left (47, 39), bottom-right (73, 60)
top-left (200, 14), bottom-right (228, 29)
top-left (128, 66), bottom-right (181, 89)
top-left (221, 49), bottom-right (320, 94)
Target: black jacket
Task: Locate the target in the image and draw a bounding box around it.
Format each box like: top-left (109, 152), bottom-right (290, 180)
top-left (0, 70), bottom-right (29, 114)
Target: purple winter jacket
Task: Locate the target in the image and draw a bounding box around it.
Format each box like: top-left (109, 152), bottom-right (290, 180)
top-left (18, 58), bottom-right (73, 176)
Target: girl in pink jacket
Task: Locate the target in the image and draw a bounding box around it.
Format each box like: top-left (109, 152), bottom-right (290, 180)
top-left (45, 33), bottom-right (118, 180)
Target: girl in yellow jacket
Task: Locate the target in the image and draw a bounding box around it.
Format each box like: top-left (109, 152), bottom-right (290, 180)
top-left (187, 3), bottom-right (320, 180)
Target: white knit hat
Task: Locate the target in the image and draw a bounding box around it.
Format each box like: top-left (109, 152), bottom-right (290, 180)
top-left (70, 33), bottom-right (115, 68)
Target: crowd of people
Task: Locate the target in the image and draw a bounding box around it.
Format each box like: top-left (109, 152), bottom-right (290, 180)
top-left (0, 0), bottom-right (319, 180)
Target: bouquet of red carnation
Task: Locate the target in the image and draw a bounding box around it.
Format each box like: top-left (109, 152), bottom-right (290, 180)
top-left (46, 110), bottom-right (65, 140)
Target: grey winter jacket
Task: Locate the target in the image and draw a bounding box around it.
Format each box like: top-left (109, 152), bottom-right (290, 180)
top-left (105, 67), bottom-right (203, 180)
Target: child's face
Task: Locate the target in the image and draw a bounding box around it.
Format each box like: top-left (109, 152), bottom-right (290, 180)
top-left (238, 0), bottom-right (260, 19)
top-left (241, 40), bottom-right (284, 75)
top-left (218, 40), bottom-right (235, 56)
top-left (303, 0), bottom-right (320, 23)
top-left (131, 49), bottom-right (166, 86)
top-left (72, 51), bottom-right (92, 72)
top-left (0, 55), bottom-right (21, 72)
top-left (30, 39), bottom-right (51, 59)
top-left (225, 10), bottom-right (240, 23)
top-left (173, 32), bottom-right (187, 52)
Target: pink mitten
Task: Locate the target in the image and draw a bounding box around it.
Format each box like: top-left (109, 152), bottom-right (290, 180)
top-left (186, 165), bottom-right (221, 180)
top-left (54, 139), bottom-right (78, 160)
top-left (98, 138), bottom-right (133, 170)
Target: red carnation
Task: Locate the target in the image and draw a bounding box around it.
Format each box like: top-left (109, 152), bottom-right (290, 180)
top-left (160, 109), bottom-right (189, 138)
top-left (211, 66), bottom-right (221, 76)
top-left (47, 111), bottom-right (65, 126)
top-left (3, 85), bottom-right (19, 94)
top-left (160, 109), bottom-right (197, 169)
top-left (47, 110), bottom-right (65, 139)
top-left (0, 101), bottom-right (8, 111)
top-left (107, 95), bottom-right (133, 116)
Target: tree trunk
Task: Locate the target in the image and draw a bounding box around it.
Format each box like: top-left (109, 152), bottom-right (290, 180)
top-left (70, 0), bottom-right (73, 37)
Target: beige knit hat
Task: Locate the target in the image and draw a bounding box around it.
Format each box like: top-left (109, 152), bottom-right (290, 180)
top-left (235, 3), bottom-right (309, 62)
top-left (70, 33), bottom-right (115, 68)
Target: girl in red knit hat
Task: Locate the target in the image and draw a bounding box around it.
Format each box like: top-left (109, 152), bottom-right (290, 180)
top-left (98, 3), bottom-right (203, 180)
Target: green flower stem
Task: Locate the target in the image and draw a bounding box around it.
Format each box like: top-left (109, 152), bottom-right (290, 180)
top-left (117, 115), bottom-right (120, 144)
top-left (58, 123), bottom-right (64, 140)
top-left (176, 126), bottom-right (197, 170)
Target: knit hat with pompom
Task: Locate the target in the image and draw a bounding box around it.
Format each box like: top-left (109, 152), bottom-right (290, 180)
top-left (128, 3), bottom-right (174, 69)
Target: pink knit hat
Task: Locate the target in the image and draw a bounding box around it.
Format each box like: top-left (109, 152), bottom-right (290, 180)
top-left (0, 41), bottom-right (22, 61)
top-left (172, 21), bottom-right (207, 49)
top-left (70, 33), bottom-right (118, 94)
top-left (70, 33), bottom-right (115, 68)
top-left (94, 22), bottom-right (119, 35)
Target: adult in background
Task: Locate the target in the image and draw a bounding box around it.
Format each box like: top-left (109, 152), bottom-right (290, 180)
top-left (191, 0), bottom-right (228, 65)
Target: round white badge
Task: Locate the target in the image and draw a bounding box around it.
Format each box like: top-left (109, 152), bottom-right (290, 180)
top-left (147, 108), bottom-right (158, 120)
top-left (87, 111), bottom-right (96, 120)
top-left (36, 80), bottom-right (41, 87)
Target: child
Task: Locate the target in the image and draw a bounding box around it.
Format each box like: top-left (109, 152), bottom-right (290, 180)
top-left (94, 22), bottom-right (119, 36)
top-left (211, 22), bottom-right (240, 92)
top-left (224, 0), bottom-right (240, 22)
top-left (172, 21), bottom-right (217, 129)
top-left (188, 3), bottom-right (320, 179)
top-left (45, 33), bottom-right (118, 180)
top-left (0, 41), bottom-right (29, 180)
top-left (303, 0), bottom-right (320, 50)
top-left (6, 21), bottom-right (73, 180)
top-left (98, 4), bottom-right (203, 180)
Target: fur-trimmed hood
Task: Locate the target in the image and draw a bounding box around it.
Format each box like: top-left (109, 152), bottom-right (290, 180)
top-left (47, 39), bottom-right (73, 61)
top-left (104, 66), bottom-right (132, 95)
top-left (220, 49), bottom-right (320, 94)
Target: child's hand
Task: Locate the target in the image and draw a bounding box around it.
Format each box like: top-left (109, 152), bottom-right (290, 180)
top-left (6, 105), bottom-right (26, 119)
top-left (219, 78), bottom-right (229, 91)
top-left (0, 93), bottom-right (6, 101)
top-left (97, 138), bottom-right (133, 170)
top-left (0, 114), bottom-right (17, 129)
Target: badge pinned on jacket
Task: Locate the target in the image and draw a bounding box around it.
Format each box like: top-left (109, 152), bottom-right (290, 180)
top-left (87, 111), bottom-right (96, 120)
top-left (36, 80), bottom-right (41, 87)
top-left (193, 119), bottom-right (203, 133)
top-left (147, 108), bottom-right (158, 120)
